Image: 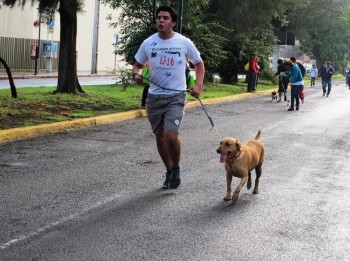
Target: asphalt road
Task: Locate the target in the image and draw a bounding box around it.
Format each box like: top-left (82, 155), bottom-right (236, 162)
top-left (1, 82), bottom-right (350, 260)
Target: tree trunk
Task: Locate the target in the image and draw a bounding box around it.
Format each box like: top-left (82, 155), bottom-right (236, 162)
top-left (312, 46), bottom-right (322, 69)
top-left (0, 57), bottom-right (17, 98)
top-left (54, 6), bottom-right (84, 94)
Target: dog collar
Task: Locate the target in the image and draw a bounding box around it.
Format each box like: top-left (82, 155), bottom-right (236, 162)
top-left (228, 150), bottom-right (241, 160)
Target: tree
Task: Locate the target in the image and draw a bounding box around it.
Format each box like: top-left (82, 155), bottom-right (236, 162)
top-left (1, 0), bottom-right (84, 94)
top-left (0, 57), bottom-right (17, 98)
top-left (207, 0), bottom-right (288, 83)
top-left (102, 0), bottom-right (228, 81)
top-left (284, 0), bottom-right (350, 70)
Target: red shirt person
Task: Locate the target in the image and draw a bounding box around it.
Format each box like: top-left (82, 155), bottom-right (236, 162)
top-left (247, 54), bottom-right (259, 92)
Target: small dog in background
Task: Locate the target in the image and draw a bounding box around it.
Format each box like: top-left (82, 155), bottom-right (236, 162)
top-left (271, 91), bottom-right (278, 101)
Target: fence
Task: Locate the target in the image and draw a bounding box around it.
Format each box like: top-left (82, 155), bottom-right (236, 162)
top-left (0, 36), bottom-right (59, 71)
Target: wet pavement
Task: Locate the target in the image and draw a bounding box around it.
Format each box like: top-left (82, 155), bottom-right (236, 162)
top-left (1, 82), bottom-right (350, 260)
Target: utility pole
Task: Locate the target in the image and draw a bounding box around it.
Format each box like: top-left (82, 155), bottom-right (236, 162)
top-left (177, 0), bottom-right (183, 34)
top-left (34, 10), bottom-right (42, 75)
top-left (91, 0), bottom-right (100, 74)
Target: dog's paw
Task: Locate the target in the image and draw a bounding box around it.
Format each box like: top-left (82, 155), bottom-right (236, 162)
top-left (223, 193), bottom-right (232, 201)
top-left (231, 192), bottom-right (239, 202)
top-left (252, 188), bottom-right (259, 194)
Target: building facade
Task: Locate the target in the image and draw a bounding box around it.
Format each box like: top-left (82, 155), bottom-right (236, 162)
top-left (0, 0), bottom-right (124, 74)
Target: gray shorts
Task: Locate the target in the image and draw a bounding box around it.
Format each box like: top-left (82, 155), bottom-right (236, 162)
top-left (146, 92), bottom-right (186, 134)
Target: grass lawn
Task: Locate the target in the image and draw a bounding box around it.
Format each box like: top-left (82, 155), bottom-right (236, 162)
top-left (1, 74), bottom-right (343, 130)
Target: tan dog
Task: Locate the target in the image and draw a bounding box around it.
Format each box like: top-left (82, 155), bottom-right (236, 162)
top-left (216, 130), bottom-right (264, 202)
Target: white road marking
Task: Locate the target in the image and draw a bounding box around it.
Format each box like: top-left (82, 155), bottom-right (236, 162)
top-left (0, 194), bottom-right (121, 250)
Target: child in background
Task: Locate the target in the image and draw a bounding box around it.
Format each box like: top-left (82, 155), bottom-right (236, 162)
top-left (310, 64), bottom-right (318, 88)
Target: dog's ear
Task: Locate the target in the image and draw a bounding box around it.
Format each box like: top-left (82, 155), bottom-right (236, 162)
top-left (235, 140), bottom-right (242, 151)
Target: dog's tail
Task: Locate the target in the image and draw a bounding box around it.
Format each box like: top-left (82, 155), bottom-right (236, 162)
top-left (255, 130), bottom-right (262, 140)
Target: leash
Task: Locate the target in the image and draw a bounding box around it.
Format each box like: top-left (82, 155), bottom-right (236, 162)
top-left (135, 73), bottom-right (187, 93)
top-left (136, 74), bottom-right (220, 137)
top-left (197, 98), bottom-right (220, 137)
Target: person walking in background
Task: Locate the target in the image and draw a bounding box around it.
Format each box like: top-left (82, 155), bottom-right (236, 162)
top-left (273, 59), bottom-right (289, 101)
top-left (290, 57), bottom-right (306, 78)
top-left (319, 61), bottom-right (336, 97)
top-left (310, 64), bottom-right (318, 88)
top-left (346, 66), bottom-right (350, 90)
top-left (246, 54), bottom-right (259, 93)
top-left (132, 6), bottom-right (205, 189)
top-left (283, 61), bottom-right (304, 111)
top-left (318, 61), bottom-right (327, 87)
top-left (290, 57), bottom-right (305, 104)
top-left (140, 61), bottom-right (150, 109)
top-left (344, 64), bottom-right (350, 88)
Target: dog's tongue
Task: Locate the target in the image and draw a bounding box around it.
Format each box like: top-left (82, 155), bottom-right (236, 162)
top-left (219, 153), bottom-right (227, 163)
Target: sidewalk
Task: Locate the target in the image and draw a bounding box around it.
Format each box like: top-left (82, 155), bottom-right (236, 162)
top-left (0, 70), bottom-right (118, 80)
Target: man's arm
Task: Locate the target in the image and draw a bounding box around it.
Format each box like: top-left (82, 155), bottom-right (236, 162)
top-left (318, 66), bottom-right (324, 78)
top-left (132, 62), bottom-right (144, 85)
top-left (190, 61), bottom-right (205, 98)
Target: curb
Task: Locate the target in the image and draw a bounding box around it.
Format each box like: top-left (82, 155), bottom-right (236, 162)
top-left (0, 90), bottom-right (271, 143)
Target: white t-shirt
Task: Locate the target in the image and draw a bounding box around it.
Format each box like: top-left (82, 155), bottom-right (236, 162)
top-left (310, 67), bottom-right (318, 77)
top-left (135, 32), bottom-right (202, 95)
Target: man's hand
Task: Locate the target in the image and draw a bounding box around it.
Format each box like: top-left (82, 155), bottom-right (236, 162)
top-left (189, 85), bottom-right (202, 99)
top-left (133, 73), bottom-right (143, 85)
top-left (192, 61), bottom-right (205, 98)
top-left (132, 62), bottom-right (144, 85)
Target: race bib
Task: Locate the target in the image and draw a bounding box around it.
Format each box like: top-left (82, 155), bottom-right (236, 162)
top-left (156, 53), bottom-right (178, 69)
